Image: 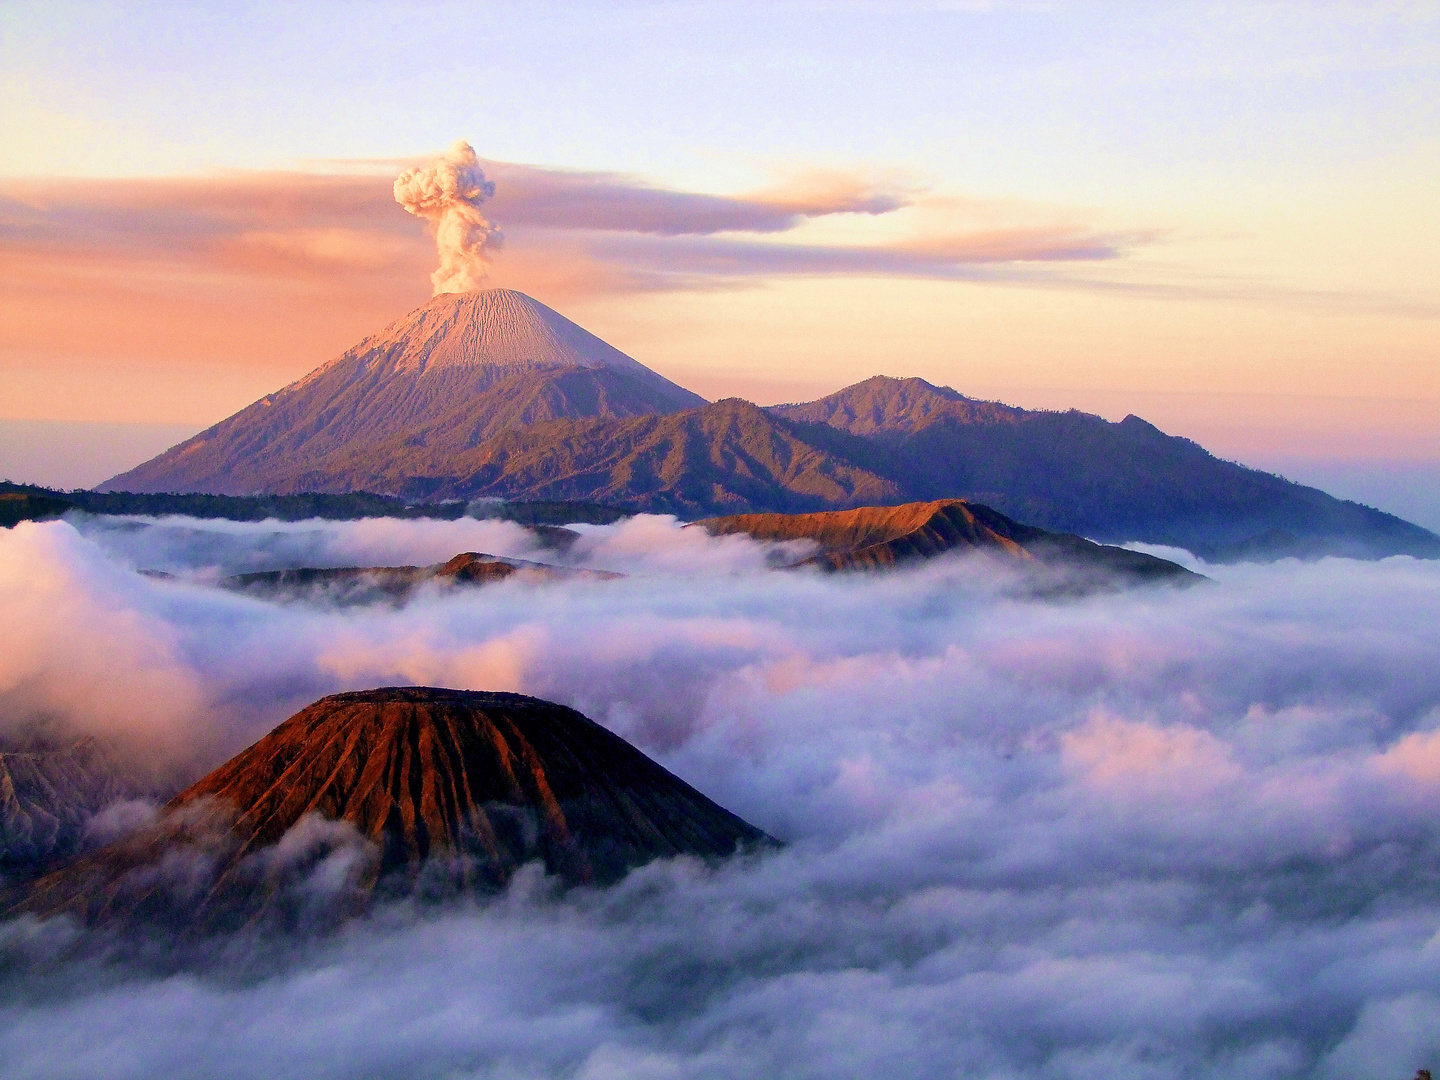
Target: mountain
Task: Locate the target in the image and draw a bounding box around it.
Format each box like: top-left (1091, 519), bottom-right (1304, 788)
top-left (223, 550), bottom-right (618, 606)
top-left (297, 385), bottom-right (1435, 560)
top-left (14, 688), bottom-right (770, 929)
top-left (770, 377), bottom-right (1440, 560)
top-left (97, 290), bottom-right (1437, 560)
top-left (771, 375), bottom-right (1029, 434)
top-left (102, 290), bottom-right (705, 496)
top-left (1, 739), bottom-right (141, 879)
top-left (698, 499), bottom-right (1199, 584)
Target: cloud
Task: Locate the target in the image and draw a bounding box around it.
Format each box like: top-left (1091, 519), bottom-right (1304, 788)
top-left (585, 224), bottom-right (1148, 288)
top-left (0, 157), bottom-right (1132, 311)
top-left (0, 155), bottom-right (1150, 398)
top-left (3, 516), bottom-right (1440, 1077)
top-left (482, 160), bottom-right (918, 236)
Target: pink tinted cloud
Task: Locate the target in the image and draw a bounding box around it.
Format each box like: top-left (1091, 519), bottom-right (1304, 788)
top-left (0, 159), bottom-right (1134, 297)
top-left (0, 159), bottom-right (1144, 382)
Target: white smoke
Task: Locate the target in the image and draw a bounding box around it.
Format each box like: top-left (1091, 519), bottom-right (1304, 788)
top-left (393, 140), bottom-right (500, 294)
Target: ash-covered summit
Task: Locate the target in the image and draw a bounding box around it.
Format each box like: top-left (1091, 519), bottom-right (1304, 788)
top-left (103, 290), bottom-right (704, 496)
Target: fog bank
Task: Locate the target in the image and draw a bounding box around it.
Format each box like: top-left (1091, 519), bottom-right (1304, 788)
top-left (1, 515), bottom-right (1438, 1079)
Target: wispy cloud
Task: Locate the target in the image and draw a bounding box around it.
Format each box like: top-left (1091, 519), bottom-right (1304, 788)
top-left (0, 158), bottom-right (1135, 299)
top-left (0, 157), bottom-right (1148, 389)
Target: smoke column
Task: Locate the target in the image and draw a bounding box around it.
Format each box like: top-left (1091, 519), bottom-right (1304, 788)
top-left (393, 140), bottom-right (500, 294)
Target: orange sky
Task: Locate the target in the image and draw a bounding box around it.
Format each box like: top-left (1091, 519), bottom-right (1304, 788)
top-left (2, 163), bottom-right (1436, 472)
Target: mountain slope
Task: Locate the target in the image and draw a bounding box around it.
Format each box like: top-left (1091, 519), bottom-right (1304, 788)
top-left (102, 290), bottom-right (705, 495)
top-left (771, 375), bottom-right (1028, 434)
top-left (95, 292), bottom-right (1438, 560)
top-left (699, 499), bottom-right (1199, 584)
top-left (772, 378), bottom-right (1440, 559)
top-left (308, 398), bottom-right (903, 514)
top-left (0, 739), bottom-right (140, 878)
top-left (15, 688), bottom-right (770, 928)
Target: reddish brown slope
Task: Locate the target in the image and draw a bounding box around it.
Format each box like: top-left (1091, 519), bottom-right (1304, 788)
top-left (16, 689), bottom-right (769, 928)
top-left (700, 499), bottom-right (1199, 583)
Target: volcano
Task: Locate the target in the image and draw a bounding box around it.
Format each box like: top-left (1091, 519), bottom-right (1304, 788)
top-left (103, 290), bottom-right (705, 496)
top-left (15, 688), bottom-right (770, 929)
top-left (699, 499), bottom-right (1200, 585)
top-left (96, 298), bottom-right (1440, 560)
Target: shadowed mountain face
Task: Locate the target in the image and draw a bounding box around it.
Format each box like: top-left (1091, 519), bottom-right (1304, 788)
top-left (101, 291), bottom-right (1437, 560)
top-left (699, 499), bottom-right (1200, 585)
top-left (1, 740), bottom-right (143, 879)
top-left (351, 398), bottom-right (902, 511)
top-left (15, 689), bottom-right (770, 930)
top-left (767, 377), bottom-right (1440, 560)
top-left (771, 375), bottom-right (1029, 435)
top-left (102, 290), bottom-right (704, 496)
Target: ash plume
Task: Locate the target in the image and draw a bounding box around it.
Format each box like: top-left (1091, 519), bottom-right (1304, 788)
top-left (393, 140), bottom-right (500, 294)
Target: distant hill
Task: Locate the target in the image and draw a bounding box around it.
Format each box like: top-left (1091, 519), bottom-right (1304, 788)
top-left (223, 551), bottom-right (618, 606)
top-left (13, 688), bottom-right (771, 929)
top-left (769, 377), bottom-right (1440, 559)
top-left (698, 499), bottom-right (1200, 585)
top-left (0, 490), bottom-right (73, 528)
top-left (102, 289), bottom-right (703, 496)
top-left (772, 375), bottom-right (1028, 434)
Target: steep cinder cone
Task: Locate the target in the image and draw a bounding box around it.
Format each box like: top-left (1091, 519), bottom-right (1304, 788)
top-left (101, 289), bottom-right (705, 495)
top-left (16, 688), bottom-right (771, 930)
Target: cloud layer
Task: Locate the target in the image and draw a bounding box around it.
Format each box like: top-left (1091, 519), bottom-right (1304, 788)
top-left (1, 514), bottom-right (1439, 1078)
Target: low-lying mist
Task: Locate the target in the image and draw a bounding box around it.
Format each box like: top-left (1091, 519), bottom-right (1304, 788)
top-left (2, 514), bottom-right (1438, 1079)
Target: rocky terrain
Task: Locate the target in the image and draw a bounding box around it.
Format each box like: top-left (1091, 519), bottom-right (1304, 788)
top-left (0, 739), bottom-right (144, 880)
top-left (700, 499), bottom-right (1200, 585)
top-left (13, 688), bottom-right (770, 930)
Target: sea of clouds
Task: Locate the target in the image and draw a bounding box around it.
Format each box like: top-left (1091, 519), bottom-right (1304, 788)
top-left (1, 512), bottom-right (1438, 1080)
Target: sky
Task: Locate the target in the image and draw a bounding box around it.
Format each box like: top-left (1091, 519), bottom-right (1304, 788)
top-left (1, 1), bottom-right (1437, 521)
